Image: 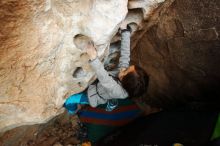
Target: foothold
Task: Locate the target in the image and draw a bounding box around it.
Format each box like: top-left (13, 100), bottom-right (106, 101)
top-left (72, 67), bottom-right (86, 78)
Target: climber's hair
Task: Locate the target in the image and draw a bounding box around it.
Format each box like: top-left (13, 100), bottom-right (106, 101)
top-left (121, 65), bottom-right (149, 98)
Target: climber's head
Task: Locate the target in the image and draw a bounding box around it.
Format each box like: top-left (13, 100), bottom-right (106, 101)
top-left (119, 65), bottom-right (149, 98)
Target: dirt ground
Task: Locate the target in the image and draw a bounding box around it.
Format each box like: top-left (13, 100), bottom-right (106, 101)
top-left (25, 112), bottom-right (82, 146)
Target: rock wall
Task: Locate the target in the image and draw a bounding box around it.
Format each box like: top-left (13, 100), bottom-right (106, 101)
top-left (132, 0), bottom-right (220, 108)
top-left (1, 0), bottom-right (219, 145)
top-left (0, 0), bottom-right (164, 134)
top-left (0, 0), bottom-right (129, 133)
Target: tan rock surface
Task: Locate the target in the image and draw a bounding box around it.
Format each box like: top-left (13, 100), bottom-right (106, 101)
top-left (0, 0), bottom-right (128, 133)
top-left (0, 0), bottom-right (164, 134)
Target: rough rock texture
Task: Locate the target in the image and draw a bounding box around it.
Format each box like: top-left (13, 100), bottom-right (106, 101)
top-left (0, 0), bottom-right (164, 135)
top-left (131, 0), bottom-right (220, 108)
top-left (0, 0), bottom-right (129, 133)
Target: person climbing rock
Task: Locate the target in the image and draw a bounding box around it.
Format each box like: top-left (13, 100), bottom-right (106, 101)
top-left (64, 23), bottom-right (149, 114)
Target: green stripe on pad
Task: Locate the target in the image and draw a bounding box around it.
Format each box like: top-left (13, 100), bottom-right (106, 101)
top-left (211, 113), bottom-right (220, 140)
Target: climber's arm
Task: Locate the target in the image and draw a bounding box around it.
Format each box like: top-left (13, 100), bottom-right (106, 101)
top-left (89, 58), bottom-right (127, 98)
top-left (118, 27), bottom-right (131, 70)
top-left (86, 42), bottom-right (128, 98)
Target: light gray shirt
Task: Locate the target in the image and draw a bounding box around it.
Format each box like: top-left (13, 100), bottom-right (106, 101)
top-left (87, 30), bottom-right (131, 107)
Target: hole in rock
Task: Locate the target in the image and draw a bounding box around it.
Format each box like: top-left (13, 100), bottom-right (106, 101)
top-left (73, 34), bottom-right (92, 51)
top-left (123, 8), bottom-right (143, 32)
top-left (72, 67), bottom-right (86, 78)
top-left (128, 22), bottom-right (139, 32)
top-left (104, 41), bottom-right (120, 70)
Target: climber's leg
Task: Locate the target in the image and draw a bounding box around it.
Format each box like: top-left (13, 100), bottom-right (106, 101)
top-left (64, 92), bottom-right (89, 114)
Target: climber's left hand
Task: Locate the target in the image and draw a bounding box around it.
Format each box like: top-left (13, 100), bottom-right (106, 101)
top-left (120, 21), bottom-right (128, 30)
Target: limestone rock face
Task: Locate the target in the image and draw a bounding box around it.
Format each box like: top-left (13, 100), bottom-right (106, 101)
top-left (132, 0), bottom-right (220, 108)
top-left (0, 0), bottom-right (164, 134)
top-left (0, 0), bottom-right (129, 133)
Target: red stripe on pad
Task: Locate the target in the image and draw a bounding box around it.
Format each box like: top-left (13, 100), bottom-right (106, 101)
top-left (80, 117), bottom-right (137, 126)
top-left (83, 104), bottom-right (139, 114)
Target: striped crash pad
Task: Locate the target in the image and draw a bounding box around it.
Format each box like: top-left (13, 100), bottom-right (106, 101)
top-left (78, 99), bottom-right (142, 143)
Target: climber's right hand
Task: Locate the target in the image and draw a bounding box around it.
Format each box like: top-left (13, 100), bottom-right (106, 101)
top-left (86, 41), bottom-right (97, 60)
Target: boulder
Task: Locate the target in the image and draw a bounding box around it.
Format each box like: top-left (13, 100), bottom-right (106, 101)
top-left (0, 0), bottom-right (164, 134)
top-left (0, 0), bottom-right (128, 133)
top-left (131, 0), bottom-right (220, 108)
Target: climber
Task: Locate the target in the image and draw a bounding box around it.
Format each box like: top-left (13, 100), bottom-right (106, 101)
top-left (63, 23), bottom-right (149, 114)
